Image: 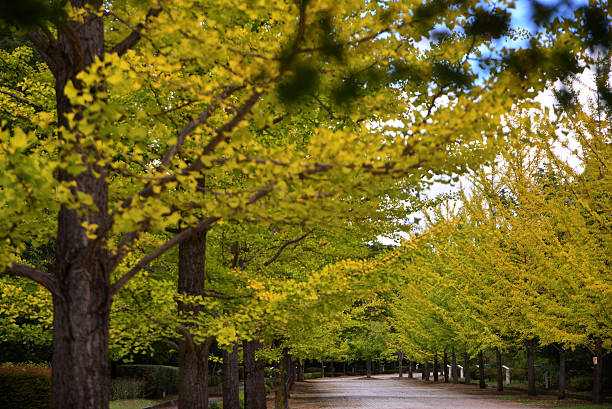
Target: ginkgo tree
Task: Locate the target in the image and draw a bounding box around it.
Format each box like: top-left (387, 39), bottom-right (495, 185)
top-left (0, 0), bottom-right (585, 408)
top-left (385, 86), bottom-right (610, 398)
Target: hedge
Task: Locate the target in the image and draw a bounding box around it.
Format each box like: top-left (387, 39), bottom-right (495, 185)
top-left (115, 364), bottom-right (178, 398)
top-left (0, 366), bottom-right (51, 409)
top-left (110, 377), bottom-right (146, 400)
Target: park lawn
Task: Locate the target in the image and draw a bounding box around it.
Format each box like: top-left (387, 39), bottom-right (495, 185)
top-left (109, 399), bottom-right (156, 409)
top-left (498, 396), bottom-right (612, 408)
top-left (109, 398), bottom-right (166, 409)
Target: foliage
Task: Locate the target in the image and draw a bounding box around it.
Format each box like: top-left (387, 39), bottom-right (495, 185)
top-left (110, 378), bottom-right (146, 401)
top-left (0, 0), bottom-right (609, 407)
top-left (0, 365), bottom-right (51, 409)
top-left (114, 365), bottom-right (178, 399)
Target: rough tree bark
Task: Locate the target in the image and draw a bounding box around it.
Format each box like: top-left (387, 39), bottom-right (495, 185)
top-left (287, 355), bottom-right (296, 394)
top-left (297, 362), bottom-right (305, 382)
top-left (274, 348), bottom-right (290, 409)
top-left (398, 351), bottom-right (404, 378)
top-left (464, 352), bottom-right (471, 385)
top-left (244, 339), bottom-right (267, 409)
top-left (557, 345), bottom-right (565, 400)
top-left (423, 361), bottom-right (429, 381)
top-left (330, 361), bottom-right (335, 377)
top-left (478, 350), bottom-right (486, 389)
top-left (495, 347), bottom-right (503, 392)
top-left (178, 230), bottom-right (212, 409)
top-left (366, 359), bottom-right (372, 378)
top-left (592, 338), bottom-right (603, 404)
top-left (321, 359), bottom-right (325, 378)
top-left (452, 349), bottom-right (458, 384)
top-left (443, 351), bottom-right (449, 383)
top-left (526, 339), bottom-right (536, 396)
top-left (26, 3), bottom-right (112, 407)
top-left (223, 342), bottom-right (240, 409)
top-left (433, 353), bottom-right (439, 382)
top-left (408, 360), bottom-right (413, 378)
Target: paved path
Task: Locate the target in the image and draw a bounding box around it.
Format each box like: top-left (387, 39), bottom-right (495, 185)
top-left (277, 374), bottom-right (544, 409)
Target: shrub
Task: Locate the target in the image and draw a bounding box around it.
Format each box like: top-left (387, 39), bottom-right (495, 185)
top-left (0, 365), bottom-right (51, 409)
top-left (470, 367), bottom-right (499, 381)
top-left (510, 368), bottom-right (528, 381)
top-left (209, 374), bottom-right (222, 387)
top-left (115, 364), bottom-right (178, 398)
top-left (568, 375), bottom-right (592, 391)
top-left (110, 377), bottom-right (146, 400)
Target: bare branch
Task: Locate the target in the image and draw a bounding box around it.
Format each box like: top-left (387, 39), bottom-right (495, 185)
top-left (2, 262), bottom-right (59, 295)
top-left (109, 8), bottom-right (163, 57)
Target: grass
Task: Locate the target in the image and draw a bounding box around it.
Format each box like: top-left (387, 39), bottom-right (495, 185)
top-left (109, 399), bottom-right (164, 409)
top-left (497, 396), bottom-right (612, 408)
top-left (208, 389), bottom-right (245, 409)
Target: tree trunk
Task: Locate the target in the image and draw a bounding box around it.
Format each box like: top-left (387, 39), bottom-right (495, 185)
top-left (433, 352), bottom-right (438, 382)
top-left (287, 356), bottom-right (295, 394)
top-left (398, 351), bottom-right (404, 378)
top-left (321, 359), bottom-right (325, 378)
top-left (330, 361), bottom-right (335, 377)
top-left (244, 339), bottom-right (267, 409)
top-left (495, 347), bottom-right (503, 392)
top-left (423, 361), bottom-right (429, 381)
top-left (179, 338), bottom-right (212, 409)
top-left (443, 351), bottom-right (449, 383)
top-left (558, 345), bottom-right (565, 400)
top-left (366, 359), bottom-right (372, 378)
top-left (342, 361), bottom-right (346, 376)
top-left (297, 362), bottom-right (304, 382)
top-left (52, 158), bottom-right (110, 409)
top-left (478, 350), bottom-right (486, 389)
top-left (50, 288), bottom-right (111, 409)
top-left (223, 343), bottom-right (240, 409)
top-left (452, 349), bottom-right (458, 384)
top-left (464, 352), bottom-right (470, 384)
top-left (178, 230), bottom-right (211, 409)
top-left (526, 339), bottom-right (536, 396)
top-left (592, 338), bottom-right (603, 404)
top-left (33, 4), bottom-right (112, 408)
top-left (274, 349), bottom-right (289, 409)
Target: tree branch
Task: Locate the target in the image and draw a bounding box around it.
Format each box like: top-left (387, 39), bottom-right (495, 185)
top-left (263, 232), bottom-right (311, 267)
top-left (0, 90), bottom-right (44, 110)
top-left (110, 216), bottom-right (219, 295)
top-left (202, 290), bottom-right (253, 300)
top-left (109, 7), bottom-right (163, 57)
top-left (160, 84), bottom-right (244, 168)
top-left (26, 28), bottom-right (59, 75)
top-left (2, 262), bottom-right (59, 295)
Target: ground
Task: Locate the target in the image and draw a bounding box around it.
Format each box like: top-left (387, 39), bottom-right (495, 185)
top-left (268, 374), bottom-right (608, 409)
top-left (122, 374), bottom-right (610, 409)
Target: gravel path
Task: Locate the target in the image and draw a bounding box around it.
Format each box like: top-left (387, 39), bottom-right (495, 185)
top-left (277, 374), bottom-right (545, 409)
